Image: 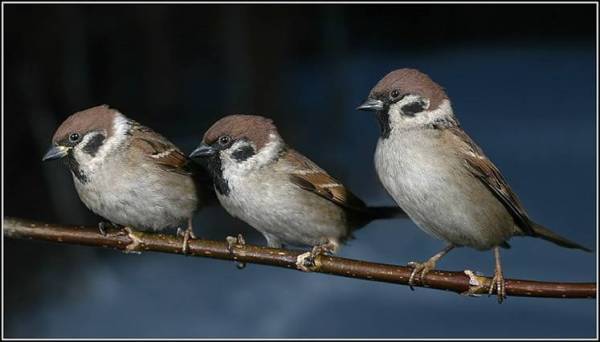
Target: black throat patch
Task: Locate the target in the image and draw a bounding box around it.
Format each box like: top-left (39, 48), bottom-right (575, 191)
top-left (202, 155), bottom-right (230, 196)
top-left (65, 150), bottom-right (88, 183)
top-left (376, 110), bottom-right (391, 139)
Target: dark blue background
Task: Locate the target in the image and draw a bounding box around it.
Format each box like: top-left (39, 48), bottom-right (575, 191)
top-left (4, 4), bottom-right (597, 338)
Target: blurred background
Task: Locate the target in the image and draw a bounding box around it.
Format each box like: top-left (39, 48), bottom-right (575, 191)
top-left (3, 3), bottom-right (597, 338)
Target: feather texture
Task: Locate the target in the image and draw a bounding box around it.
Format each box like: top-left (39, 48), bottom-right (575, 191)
top-left (129, 122), bottom-right (192, 175)
top-left (450, 127), bottom-right (535, 236)
top-left (285, 149), bottom-right (368, 213)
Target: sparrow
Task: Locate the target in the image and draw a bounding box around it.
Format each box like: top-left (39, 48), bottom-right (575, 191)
top-left (357, 68), bottom-right (591, 302)
top-left (189, 115), bottom-right (406, 264)
top-left (42, 105), bottom-right (210, 253)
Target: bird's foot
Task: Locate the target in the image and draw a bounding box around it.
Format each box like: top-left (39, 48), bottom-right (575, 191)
top-left (226, 233), bottom-right (246, 252)
top-left (407, 259), bottom-right (437, 290)
top-left (122, 227), bottom-right (144, 254)
top-left (98, 222), bottom-right (132, 238)
top-left (177, 226), bottom-right (197, 255)
top-left (226, 234), bottom-right (247, 269)
top-left (97, 221), bottom-right (124, 236)
top-left (488, 268), bottom-right (506, 303)
top-left (461, 269), bottom-right (487, 297)
top-left (98, 221), bottom-right (111, 236)
top-left (296, 242), bottom-right (336, 272)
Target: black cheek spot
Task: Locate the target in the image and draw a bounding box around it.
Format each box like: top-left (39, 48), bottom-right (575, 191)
top-left (82, 134), bottom-right (105, 157)
top-left (231, 145), bottom-right (255, 162)
top-left (401, 101), bottom-right (426, 117)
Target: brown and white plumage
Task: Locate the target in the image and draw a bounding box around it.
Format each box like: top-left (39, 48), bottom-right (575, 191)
top-left (130, 122), bottom-right (192, 175)
top-left (190, 114), bottom-right (405, 252)
top-left (286, 149), bottom-right (401, 226)
top-left (43, 105), bottom-right (210, 247)
top-left (358, 68), bottom-right (590, 301)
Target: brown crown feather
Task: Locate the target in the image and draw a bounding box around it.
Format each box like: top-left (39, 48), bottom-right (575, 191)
top-left (52, 105), bottom-right (118, 143)
top-left (369, 68), bottom-right (448, 110)
top-left (203, 115), bottom-right (279, 150)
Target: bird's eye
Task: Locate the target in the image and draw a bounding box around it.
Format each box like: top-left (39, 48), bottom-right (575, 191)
top-left (69, 133), bottom-right (80, 142)
top-left (218, 136), bottom-right (231, 146)
top-left (390, 89), bottom-right (401, 99)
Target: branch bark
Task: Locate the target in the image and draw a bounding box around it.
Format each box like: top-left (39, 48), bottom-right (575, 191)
top-left (3, 217), bottom-right (595, 300)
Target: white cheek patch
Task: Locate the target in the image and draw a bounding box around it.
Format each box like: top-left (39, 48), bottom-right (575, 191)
top-left (221, 140), bottom-right (254, 170)
top-left (389, 94), bottom-right (427, 116)
top-left (407, 97), bottom-right (430, 114)
top-left (76, 112), bottom-right (131, 174)
top-left (221, 134), bottom-right (283, 180)
top-left (389, 99), bottom-right (454, 131)
top-left (73, 132), bottom-right (103, 165)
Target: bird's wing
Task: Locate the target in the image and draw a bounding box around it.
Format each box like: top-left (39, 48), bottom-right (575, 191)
top-left (129, 122), bottom-right (192, 175)
top-left (450, 127), bottom-right (535, 235)
top-left (284, 149), bottom-right (368, 212)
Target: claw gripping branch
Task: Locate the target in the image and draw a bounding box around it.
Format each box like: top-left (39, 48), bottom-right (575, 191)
top-left (3, 217), bottom-right (596, 300)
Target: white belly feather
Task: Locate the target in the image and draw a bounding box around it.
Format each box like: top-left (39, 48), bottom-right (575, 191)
top-left (374, 130), bottom-right (513, 250)
top-left (74, 157), bottom-right (197, 231)
top-left (217, 169), bottom-right (348, 248)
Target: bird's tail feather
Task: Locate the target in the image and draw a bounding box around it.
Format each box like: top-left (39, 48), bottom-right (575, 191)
top-left (349, 206), bottom-right (407, 233)
top-left (531, 222), bottom-right (592, 252)
top-left (365, 206), bottom-right (408, 220)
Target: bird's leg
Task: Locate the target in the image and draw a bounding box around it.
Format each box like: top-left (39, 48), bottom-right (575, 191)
top-left (296, 240), bottom-right (339, 272)
top-left (311, 240), bottom-right (338, 256)
top-left (408, 244), bottom-right (455, 290)
top-left (489, 246), bottom-right (506, 303)
top-left (177, 218), bottom-right (197, 255)
top-left (226, 233), bottom-right (247, 269)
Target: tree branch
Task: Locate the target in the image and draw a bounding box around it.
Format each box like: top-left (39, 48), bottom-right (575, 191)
top-left (3, 217), bottom-right (595, 300)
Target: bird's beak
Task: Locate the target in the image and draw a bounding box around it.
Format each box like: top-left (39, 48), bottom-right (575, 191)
top-left (356, 98), bottom-right (384, 112)
top-left (42, 145), bottom-right (69, 162)
top-left (189, 143), bottom-right (217, 158)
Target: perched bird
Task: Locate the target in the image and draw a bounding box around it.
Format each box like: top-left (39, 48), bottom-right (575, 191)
top-left (357, 68), bottom-right (590, 302)
top-left (189, 115), bottom-right (406, 264)
top-left (42, 105), bottom-right (210, 253)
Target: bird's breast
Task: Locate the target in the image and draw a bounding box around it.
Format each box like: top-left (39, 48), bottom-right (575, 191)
top-left (217, 169), bottom-right (349, 246)
top-left (374, 130), bottom-right (514, 249)
top-left (72, 157), bottom-right (198, 231)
